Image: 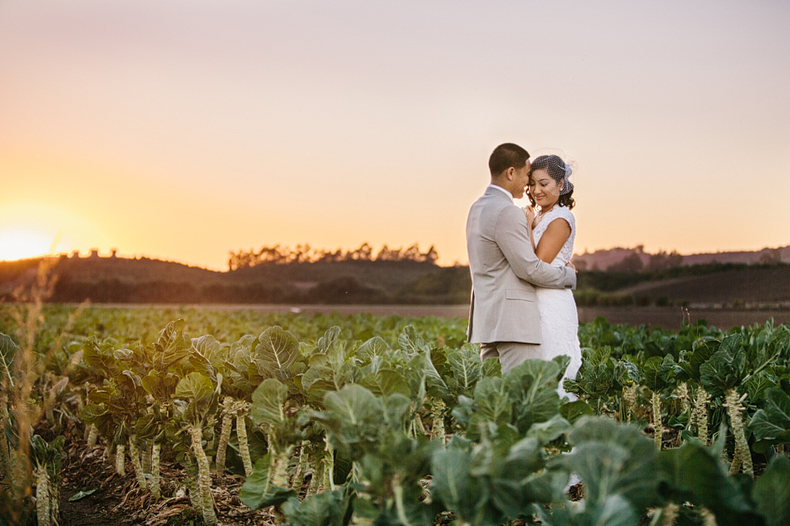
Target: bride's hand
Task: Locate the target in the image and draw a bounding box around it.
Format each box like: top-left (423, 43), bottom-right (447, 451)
top-left (525, 205), bottom-right (536, 227)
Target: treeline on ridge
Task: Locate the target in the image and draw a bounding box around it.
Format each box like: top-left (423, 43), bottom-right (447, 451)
top-left (2, 245), bottom-right (788, 307)
top-left (228, 243), bottom-right (439, 270)
top-left (45, 267), bottom-right (472, 305)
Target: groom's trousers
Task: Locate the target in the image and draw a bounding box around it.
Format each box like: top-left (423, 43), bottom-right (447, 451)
top-left (480, 342), bottom-right (542, 373)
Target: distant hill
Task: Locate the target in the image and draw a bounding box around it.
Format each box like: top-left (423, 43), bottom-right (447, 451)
top-left (0, 252), bottom-right (447, 304)
top-left (2, 245), bottom-right (789, 306)
top-left (619, 265), bottom-right (790, 307)
top-left (573, 245), bottom-right (790, 271)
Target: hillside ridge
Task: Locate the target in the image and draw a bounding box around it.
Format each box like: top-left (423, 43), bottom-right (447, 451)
top-left (2, 245), bottom-right (788, 306)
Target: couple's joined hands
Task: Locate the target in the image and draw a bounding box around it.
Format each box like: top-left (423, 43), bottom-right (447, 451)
top-left (525, 204), bottom-right (536, 227)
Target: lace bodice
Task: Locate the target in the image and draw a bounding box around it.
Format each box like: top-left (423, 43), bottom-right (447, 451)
top-left (531, 205), bottom-right (575, 266)
top-left (530, 204), bottom-right (580, 400)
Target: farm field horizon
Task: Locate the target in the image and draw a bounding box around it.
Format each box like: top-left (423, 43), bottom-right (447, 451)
top-left (61, 302), bottom-right (790, 332)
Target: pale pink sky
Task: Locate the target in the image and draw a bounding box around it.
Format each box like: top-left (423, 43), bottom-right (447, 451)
top-left (1, 0), bottom-right (788, 269)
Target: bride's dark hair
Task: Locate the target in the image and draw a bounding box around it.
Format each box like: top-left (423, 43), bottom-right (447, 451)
top-left (528, 155), bottom-right (575, 210)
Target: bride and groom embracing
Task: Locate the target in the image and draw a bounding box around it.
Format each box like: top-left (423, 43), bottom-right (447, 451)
top-left (466, 142), bottom-right (581, 399)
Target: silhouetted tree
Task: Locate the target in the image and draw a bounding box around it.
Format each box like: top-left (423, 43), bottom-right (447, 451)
top-left (609, 252), bottom-right (644, 273)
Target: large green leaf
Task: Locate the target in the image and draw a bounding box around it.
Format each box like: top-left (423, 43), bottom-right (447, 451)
top-left (459, 377), bottom-right (512, 435)
top-left (380, 392), bottom-right (411, 429)
top-left (753, 456), bottom-right (790, 526)
top-left (525, 414), bottom-right (571, 444)
top-left (535, 492), bottom-right (641, 526)
top-left (302, 343), bottom-right (358, 402)
top-left (80, 402), bottom-right (116, 439)
top-left (192, 334), bottom-right (221, 358)
top-left (504, 359), bottom-right (562, 432)
top-left (559, 399), bottom-right (594, 424)
top-left (321, 385), bottom-right (382, 428)
top-left (80, 403), bottom-right (108, 424)
top-left (353, 431), bottom-right (436, 526)
top-left (255, 326), bottom-right (300, 375)
top-left (743, 371), bottom-right (779, 404)
top-left (355, 336), bottom-right (390, 361)
top-left (358, 368), bottom-right (411, 398)
top-left (446, 344), bottom-right (483, 396)
top-left (641, 354), bottom-right (677, 392)
top-left (175, 372), bottom-right (214, 402)
top-left (400, 349), bottom-right (447, 402)
top-left (481, 355), bottom-right (501, 378)
top-left (677, 336), bottom-right (719, 381)
top-left (398, 325), bottom-right (427, 355)
top-left (281, 489), bottom-right (353, 526)
top-left (313, 385), bottom-right (406, 459)
top-left (312, 326), bottom-right (342, 355)
top-left (430, 447), bottom-right (485, 523)
top-left (239, 455), bottom-right (297, 510)
top-left (121, 369), bottom-right (142, 388)
top-left (657, 440), bottom-right (758, 526)
top-left (250, 378), bottom-right (288, 427)
top-left (432, 430), bottom-right (558, 524)
top-left (588, 495), bottom-right (640, 526)
top-left (749, 388), bottom-right (790, 444)
top-left (83, 339), bottom-right (119, 376)
top-left (230, 334), bottom-right (257, 360)
top-left (420, 348), bottom-right (448, 396)
top-left (569, 347), bottom-right (615, 400)
top-left (155, 319), bottom-right (192, 368)
top-left (0, 332), bottom-right (19, 362)
top-left (559, 417), bottom-right (660, 513)
top-left (141, 369), bottom-right (179, 400)
top-left (700, 337), bottom-right (748, 397)
top-left (487, 436), bottom-right (548, 516)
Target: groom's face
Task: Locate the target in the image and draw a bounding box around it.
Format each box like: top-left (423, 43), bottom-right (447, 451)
top-left (510, 160), bottom-right (532, 200)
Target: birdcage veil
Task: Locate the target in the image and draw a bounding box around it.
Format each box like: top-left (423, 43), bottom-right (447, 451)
top-left (529, 148), bottom-right (577, 196)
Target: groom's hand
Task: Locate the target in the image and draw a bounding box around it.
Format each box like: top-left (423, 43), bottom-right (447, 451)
top-left (524, 205), bottom-right (535, 227)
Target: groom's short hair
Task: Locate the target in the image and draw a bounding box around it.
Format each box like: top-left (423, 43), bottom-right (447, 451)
top-left (489, 143), bottom-right (530, 177)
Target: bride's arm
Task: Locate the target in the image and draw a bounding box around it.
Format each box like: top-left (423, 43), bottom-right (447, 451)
top-left (535, 218), bottom-right (571, 263)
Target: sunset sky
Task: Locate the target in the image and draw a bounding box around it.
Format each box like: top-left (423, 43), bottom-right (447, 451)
top-left (1, 0), bottom-right (788, 270)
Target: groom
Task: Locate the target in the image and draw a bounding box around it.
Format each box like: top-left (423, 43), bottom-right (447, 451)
top-left (466, 143), bottom-right (576, 372)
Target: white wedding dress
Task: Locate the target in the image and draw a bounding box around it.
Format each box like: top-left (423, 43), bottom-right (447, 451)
top-left (531, 205), bottom-right (582, 400)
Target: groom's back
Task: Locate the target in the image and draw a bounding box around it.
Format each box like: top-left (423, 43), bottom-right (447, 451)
top-left (466, 191), bottom-right (511, 280)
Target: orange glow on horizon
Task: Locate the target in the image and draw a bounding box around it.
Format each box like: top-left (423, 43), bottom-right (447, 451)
top-left (1, 2), bottom-right (787, 271)
top-left (0, 227), bottom-right (56, 261)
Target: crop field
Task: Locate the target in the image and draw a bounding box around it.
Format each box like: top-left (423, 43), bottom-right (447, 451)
top-left (73, 303), bottom-right (790, 332)
top-left (2, 297), bottom-right (790, 525)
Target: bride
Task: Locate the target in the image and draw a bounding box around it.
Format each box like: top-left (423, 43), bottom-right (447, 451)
top-left (525, 154), bottom-right (582, 400)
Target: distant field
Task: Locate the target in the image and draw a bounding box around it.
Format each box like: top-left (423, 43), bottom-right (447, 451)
top-left (87, 303), bottom-right (472, 318)
top-left (81, 303), bottom-right (790, 331)
top-left (578, 306), bottom-right (790, 330)
top-left (621, 265), bottom-right (790, 305)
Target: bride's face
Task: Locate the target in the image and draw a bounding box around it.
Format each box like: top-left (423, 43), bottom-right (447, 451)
top-left (528, 169), bottom-right (561, 210)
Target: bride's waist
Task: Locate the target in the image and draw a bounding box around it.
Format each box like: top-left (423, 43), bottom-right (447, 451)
top-left (535, 287), bottom-right (574, 297)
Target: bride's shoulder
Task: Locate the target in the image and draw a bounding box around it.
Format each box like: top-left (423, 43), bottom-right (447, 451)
top-left (556, 205), bottom-right (575, 221)
top-left (550, 206), bottom-right (575, 230)
top-left (543, 205), bottom-right (574, 221)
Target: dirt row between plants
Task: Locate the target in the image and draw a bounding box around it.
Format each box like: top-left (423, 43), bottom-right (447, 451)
top-left (51, 423), bottom-right (275, 526)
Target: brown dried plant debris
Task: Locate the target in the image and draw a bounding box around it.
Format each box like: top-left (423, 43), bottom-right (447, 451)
top-left (58, 431), bottom-right (276, 526)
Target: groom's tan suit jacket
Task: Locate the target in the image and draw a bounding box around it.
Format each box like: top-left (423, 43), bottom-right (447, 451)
top-left (466, 186), bottom-right (576, 344)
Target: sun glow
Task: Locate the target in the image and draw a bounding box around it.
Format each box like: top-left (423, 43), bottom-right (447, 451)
top-left (0, 227), bottom-right (56, 261)
top-left (0, 203), bottom-right (111, 263)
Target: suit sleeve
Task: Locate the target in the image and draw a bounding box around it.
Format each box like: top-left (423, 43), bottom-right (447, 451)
top-left (494, 205), bottom-right (576, 290)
